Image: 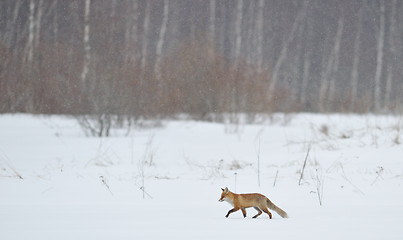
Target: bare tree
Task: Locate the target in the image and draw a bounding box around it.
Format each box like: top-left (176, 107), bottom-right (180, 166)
top-left (269, 1), bottom-right (308, 99)
top-left (288, 17), bottom-right (306, 105)
top-left (374, 0), bottom-right (385, 112)
top-left (218, 2), bottom-right (227, 56)
top-left (328, 11), bottom-right (344, 109)
top-left (319, 10), bottom-right (344, 112)
top-left (299, 8), bottom-right (313, 108)
top-left (81, 0), bottom-right (91, 84)
top-left (234, 0), bottom-right (243, 62)
top-left (2, 0), bottom-right (403, 117)
top-left (34, 0), bottom-right (43, 49)
top-left (25, 0), bottom-right (35, 65)
top-left (245, 1), bottom-right (256, 67)
top-left (300, 54), bottom-right (311, 107)
top-left (256, 0), bottom-right (264, 73)
top-left (4, 0), bottom-right (22, 47)
top-left (109, 0), bottom-right (117, 45)
top-left (154, 0), bottom-right (169, 82)
top-left (350, 5), bottom-right (363, 111)
top-left (124, 0), bottom-right (139, 64)
top-left (141, 0), bottom-right (150, 71)
top-left (53, 0), bottom-right (58, 45)
top-left (208, 0), bottom-right (216, 60)
top-left (385, 0), bottom-right (397, 109)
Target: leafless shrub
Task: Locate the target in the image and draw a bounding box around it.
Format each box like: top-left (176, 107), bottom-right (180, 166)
top-left (84, 140), bottom-right (119, 168)
top-left (76, 115), bottom-right (112, 137)
top-left (339, 131), bottom-right (353, 139)
top-left (393, 135), bottom-right (400, 145)
top-left (184, 158), bottom-right (226, 180)
top-left (392, 119), bottom-right (401, 145)
top-left (228, 160), bottom-right (242, 170)
top-left (319, 124), bottom-right (329, 136)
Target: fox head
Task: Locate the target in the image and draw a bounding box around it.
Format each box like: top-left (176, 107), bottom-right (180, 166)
top-left (218, 187), bottom-right (229, 202)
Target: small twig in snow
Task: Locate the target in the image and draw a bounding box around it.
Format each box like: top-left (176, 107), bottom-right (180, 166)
top-left (139, 186), bottom-right (153, 199)
top-left (371, 166), bottom-right (384, 186)
top-left (298, 145), bottom-right (311, 185)
top-left (99, 176), bottom-right (113, 195)
top-left (273, 170), bottom-right (279, 187)
top-left (339, 163), bottom-right (365, 195)
top-left (234, 172), bottom-right (238, 192)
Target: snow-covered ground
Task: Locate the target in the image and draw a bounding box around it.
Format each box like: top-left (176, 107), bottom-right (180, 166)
top-left (1, 114), bottom-right (402, 239)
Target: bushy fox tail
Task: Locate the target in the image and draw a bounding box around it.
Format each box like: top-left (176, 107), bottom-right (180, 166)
top-left (267, 199), bottom-right (289, 218)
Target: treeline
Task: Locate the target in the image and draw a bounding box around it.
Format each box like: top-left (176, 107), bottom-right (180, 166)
top-left (1, 0), bottom-right (403, 118)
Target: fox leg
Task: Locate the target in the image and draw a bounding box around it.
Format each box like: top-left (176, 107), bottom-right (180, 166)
top-left (241, 208), bottom-right (247, 218)
top-left (252, 207), bottom-right (262, 218)
top-left (261, 207), bottom-right (272, 219)
top-left (225, 207), bottom-right (240, 218)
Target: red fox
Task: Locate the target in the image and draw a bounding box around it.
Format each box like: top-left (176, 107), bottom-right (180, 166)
top-left (218, 187), bottom-right (288, 219)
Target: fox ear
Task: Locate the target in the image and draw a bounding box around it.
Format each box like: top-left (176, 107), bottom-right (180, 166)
top-left (225, 187), bottom-right (229, 193)
top-left (221, 188), bottom-right (225, 191)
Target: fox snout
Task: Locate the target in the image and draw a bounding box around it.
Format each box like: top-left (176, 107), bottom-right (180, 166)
top-left (218, 198), bottom-right (224, 202)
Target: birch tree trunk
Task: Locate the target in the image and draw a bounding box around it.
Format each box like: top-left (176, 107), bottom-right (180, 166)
top-left (234, 0), bottom-right (243, 61)
top-left (53, 0), bottom-right (58, 45)
top-left (25, 0), bottom-right (35, 65)
top-left (300, 56), bottom-right (310, 107)
top-left (319, 11), bottom-right (344, 112)
top-left (245, 1), bottom-right (255, 67)
top-left (154, 0), bottom-right (169, 82)
top-left (5, 0), bottom-right (22, 47)
top-left (299, 13), bottom-right (313, 107)
top-left (141, 0), bottom-right (150, 70)
top-left (318, 32), bottom-right (334, 111)
top-left (131, 0), bottom-right (139, 61)
top-left (23, 0), bottom-right (36, 112)
top-left (256, 0), bottom-right (264, 73)
top-left (124, 0), bottom-right (138, 64)
top-left (291, 20), bottom-right (305, 104)
top-left (208, 0), bottom-right (216, 60)
top-left (232, 0), bottom-right (243, 112)
top-left (81, 0), bottom-right (91, 84)
top-left (34, 0), bottom-right (43, 49)
top-left (350, 5), bottom-right (362, 111)
top-left (373, 0), bottom-right (385, 112)
top-left (328, 12), bottom-right (344, 110)
top-left (218, 2), bottom-right (226, 56)
top-left (123, 0), bottom-right (130, 63)
top-left (385, 0), bottom-right (397, 109)
top-left (189, 3), bottom-right (195, 43)
top-left (269, 1), bottom-right (307, 98)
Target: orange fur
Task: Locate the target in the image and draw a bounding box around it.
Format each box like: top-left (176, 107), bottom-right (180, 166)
top-left (219, 187), bottom-right (288, 219)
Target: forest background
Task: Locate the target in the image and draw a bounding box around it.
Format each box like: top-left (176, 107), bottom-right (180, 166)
top-left (1, 0), bottom-right (402, 124)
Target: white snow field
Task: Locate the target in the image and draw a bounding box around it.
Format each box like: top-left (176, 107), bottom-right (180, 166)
top-left (1, 114), bottom-right (403, 239)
